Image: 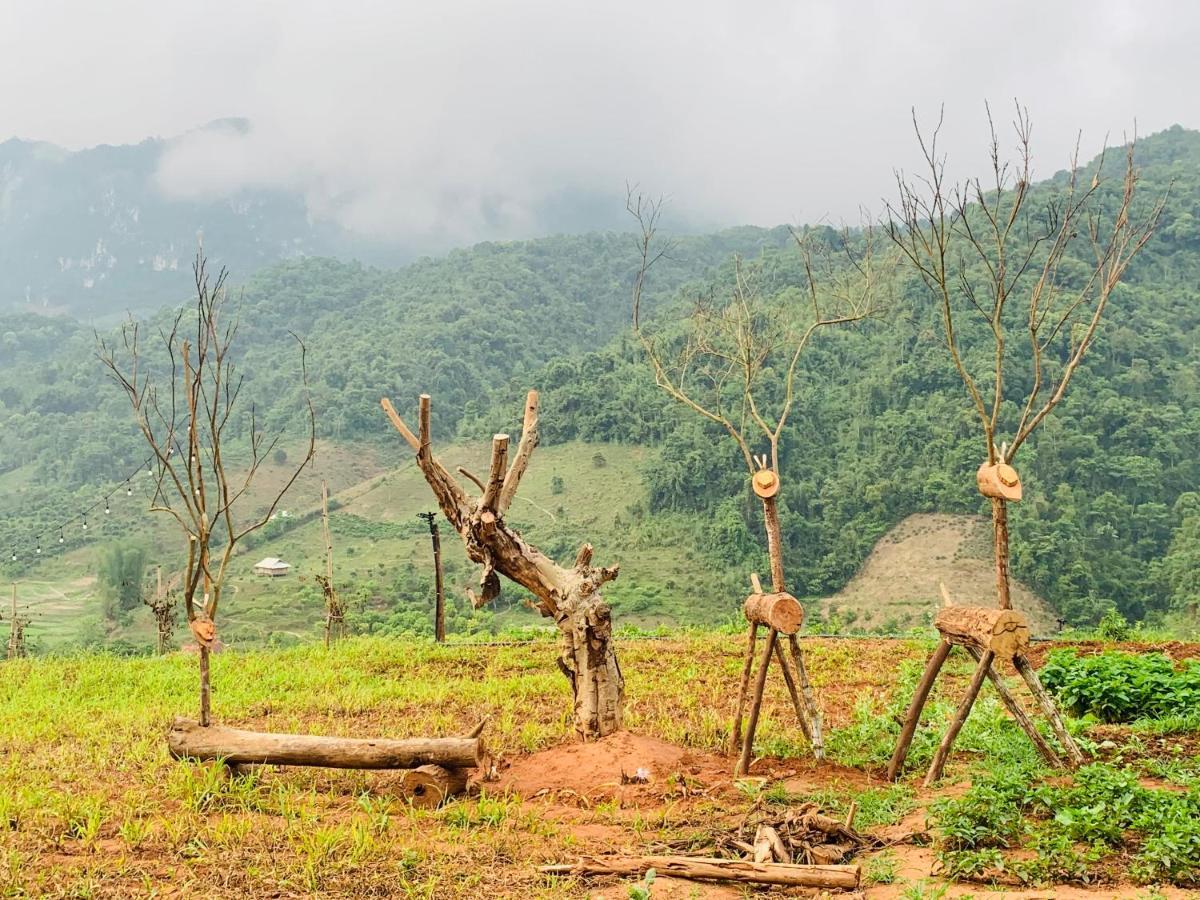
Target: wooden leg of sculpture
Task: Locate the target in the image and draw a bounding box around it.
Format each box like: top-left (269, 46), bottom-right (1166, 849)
top-left (964, 646), bottom-right (1063, 768)
top-left (737, 628), bottom-right (778, 777)
top-left (786, 635), bottom-right (824, 760)
top-left (1013, 653), bottom-right (1084, 766)
top-left (924, 650), bottom-right (993, 787)
top-left (731, 622), bottom-right (760, 753)
top-left (771, 640), bottom-right (814, 744)
top-left (887, 640), bottom-right (952, 782)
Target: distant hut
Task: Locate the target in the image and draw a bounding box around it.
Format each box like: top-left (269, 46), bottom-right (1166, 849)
top-left (253, 557), bottom-right (292, 577)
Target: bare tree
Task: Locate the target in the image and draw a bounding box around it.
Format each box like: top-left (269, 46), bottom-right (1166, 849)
top-left (317, 480), bottom-right (346, 647)
top-left (883, 104), bottom-right (1164, 784)
top-left (98, 252), bottom-right (316, 726)
top-left (885, 103), bottom-right (1165, 609)
top-left (629, 194), bottom-right (890, 768)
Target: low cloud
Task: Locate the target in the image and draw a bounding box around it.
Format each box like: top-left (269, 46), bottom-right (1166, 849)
top-left (5, 0), bottom-right (1198, 247)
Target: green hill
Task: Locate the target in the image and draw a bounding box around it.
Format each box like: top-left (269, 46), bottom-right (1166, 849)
top-left (3, 126), bottom-right (1200, 650)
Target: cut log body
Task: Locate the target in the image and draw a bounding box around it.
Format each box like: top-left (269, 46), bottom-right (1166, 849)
top-left (400, 764), bottom-right (468, 808)
top-left (168, 719), bottom-right (483, 770)
top-left (934, 606), bottom-right (1029, 658)
top-left (743, 592), bottom-right (803, 634)
top-left (541, 856), bottom-right (860, 889)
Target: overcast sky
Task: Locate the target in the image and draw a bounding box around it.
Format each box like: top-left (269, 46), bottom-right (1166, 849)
top-left (2, 0), bottom-right (1196, 246)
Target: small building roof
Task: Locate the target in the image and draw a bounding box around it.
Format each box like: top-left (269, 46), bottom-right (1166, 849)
top-left (254, 557), bottom-right (291, 569)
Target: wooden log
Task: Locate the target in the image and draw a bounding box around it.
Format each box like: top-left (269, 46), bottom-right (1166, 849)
top-left (933, 605), bottom-right (1029, 659)
top-left (888, 640), bottom-right (951, 781)
top-left (168, 718), bottom-right (483, 769)
top-left (924, 649), bottom-right (993, 787)
top-left (743, 592), bottom-right (803, 634)
top-left (964, 645), bottom-right (1063, 768)
top-left (400, 764), bottom-right (468, 808)
top-left (541, 855), bottom-right (860, 890)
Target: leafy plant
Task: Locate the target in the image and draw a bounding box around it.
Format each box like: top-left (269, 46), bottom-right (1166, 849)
top-left (1041, 650), bottom-right (1200, 723)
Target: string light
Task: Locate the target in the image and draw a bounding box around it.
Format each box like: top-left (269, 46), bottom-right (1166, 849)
top-left (104, 497), bottom-right (111, 515)
top-left (82, 516), bottom-right (88, 530)
top-left (59, 529), bottom-right (64, 544)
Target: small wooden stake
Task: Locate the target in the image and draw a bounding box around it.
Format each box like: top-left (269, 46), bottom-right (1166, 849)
top-left (737, 627), bottom-right (778, 776)
top-left (888, 640), bottom-right (951, 781)
top-left (924, 649), bottom-right (993, 787)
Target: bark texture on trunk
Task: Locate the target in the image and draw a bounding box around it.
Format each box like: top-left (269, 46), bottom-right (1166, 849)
top-left (992, 497), bottom-right (1013, 610)
top-left (168, 718), bottom-right (483, 769)
top-left (382, 391), bottom-right (623, 738)
top-left (933, 605), bottom-right (1029, 659)
top-left (400, 764), bottom-right (469, 808)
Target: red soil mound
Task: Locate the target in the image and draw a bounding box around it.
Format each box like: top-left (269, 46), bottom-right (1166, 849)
top-left (494, 730), bottom-right (729, 802)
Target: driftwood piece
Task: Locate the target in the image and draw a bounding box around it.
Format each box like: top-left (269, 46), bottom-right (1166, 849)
top-left (753, 824), bottom-right (790, 863)
top-left (400, 764), bottom-right (468, 808)
top-left (168, 718), bottom-right (483, 770)
top-left (934, 605), bottom-right (1029, 659)
top-left (744, 592), bottom-right (803, 634)
top-left (541, 856), bottom-right (860, 889)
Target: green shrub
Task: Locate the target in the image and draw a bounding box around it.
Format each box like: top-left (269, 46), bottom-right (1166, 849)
top-left (1040, 650), bottom-right (1200, 723)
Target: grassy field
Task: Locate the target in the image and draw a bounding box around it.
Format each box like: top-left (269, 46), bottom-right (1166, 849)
top-left (2, 633), bottom-right (1200, 897)
top-left (10, 439), bottom-right (751, 651)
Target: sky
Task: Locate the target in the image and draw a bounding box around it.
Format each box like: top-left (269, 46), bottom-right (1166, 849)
top-left (1, 0), bottom-right (1197, 247)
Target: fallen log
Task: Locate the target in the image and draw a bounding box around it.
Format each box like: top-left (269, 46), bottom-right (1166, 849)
top-left (400, 764), bottom-right (469, 808)
top-left (541, 855), bottom-right (860, 889)
top-left (933, 605), bottom-right (1029, 659)
top-left (743, 591), bottom-right (804, 634)
top-left (168, 718), bottom-right (483, 770)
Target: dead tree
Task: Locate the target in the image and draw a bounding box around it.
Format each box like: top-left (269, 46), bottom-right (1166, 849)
top-left (629, 193), bottom-right (889, 771)
top-left (143, 566), bottom-right (179, 655)
top-left (382, 391), bottom-right (623, 738)
top-left (317, 481), bottom-right (346, 647)
top-left (98, 252), bottom-right (316, 726)
top-left (884, 104), bottom-right (1164, 782)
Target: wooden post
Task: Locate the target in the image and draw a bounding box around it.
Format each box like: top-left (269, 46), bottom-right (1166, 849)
top-left (772, 640), bottom-right (814, 744)
top-left (1013, 653), bottom-right (1084, 765)
top-left (7, 584), bottom-right (18, 660)
top-left (924, 649), bottom-right (993, 786)
top-left (730, 621), bottom-right (759, 753)
top-left (321, 481), bottom-right (342, 648)
top-left (419, 511), bottom-right (445, 643)
top-left (786, 634), bottom-right (824, 759)
top-left (964, 646), bottom-right (1062, 768)
top-left (887, 640), bottom-right (951, 781)
top-left (992, 497), bottom-right (1012, 610)
top-left (737, 627), bottom-right (777, 776)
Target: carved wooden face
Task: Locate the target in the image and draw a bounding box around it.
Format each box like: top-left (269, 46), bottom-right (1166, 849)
top-left (976, 461), bottom-right (1023, 502)
top-left (751, 468), bottom-right (780, 499)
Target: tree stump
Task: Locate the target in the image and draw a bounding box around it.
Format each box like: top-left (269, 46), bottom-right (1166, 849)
top-left (743, 592), bottom-right (803, 634)
top-left (933, 605), bottom-right (1029, 659)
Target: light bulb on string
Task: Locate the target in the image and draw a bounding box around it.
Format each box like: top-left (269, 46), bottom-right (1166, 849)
top-left (35, 542), bottom-right (41, 554)
top-left (59, 528), bottom-right (64, 544)
top-left (126, 482), bottom-right (132, 496)
top-left (82, 516), bottom-right (88, 531)
top-left (105, 496), bottom-right (111, 515)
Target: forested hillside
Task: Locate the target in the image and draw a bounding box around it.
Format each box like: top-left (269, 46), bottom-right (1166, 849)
top-left (2, 126), bottom-right (1199, 637)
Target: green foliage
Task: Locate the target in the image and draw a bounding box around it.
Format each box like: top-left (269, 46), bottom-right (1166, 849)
top-left (1041, 650), bottom-right (1200, 723)
top-left (1097, 608), bottom-right (1132, 641)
